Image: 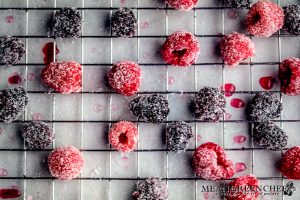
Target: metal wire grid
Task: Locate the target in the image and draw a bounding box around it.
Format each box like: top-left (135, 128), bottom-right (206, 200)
top-left (0, 0), bottom-right (299, 200)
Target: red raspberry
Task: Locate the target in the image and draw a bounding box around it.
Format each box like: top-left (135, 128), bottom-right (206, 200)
top-left (278, 57), bottom-right (300, 96)
top-left (161, 31), bottom-right (200, 67)
top-left (246, 1), bottom-right (284, 37)
top-left (278, 146), bottom-right (300, 179)
top-left (165, 0), bottom-right (198, 11)
top-left (41, 61), bottom-right (82, 94)
top-left (226, 175), bottom-right (260, 200)
top-left (192, 142), bottom-right (235, 180)
top-left (48, 146), bottom-right (84, 180)
top-left (108, 61), bottom-right (142, 96)
top-left (220, 32), bottom-right (255, 67)
top-left (109, 121), bottom-right (138, 153)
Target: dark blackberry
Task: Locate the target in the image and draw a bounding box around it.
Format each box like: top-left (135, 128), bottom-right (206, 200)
top-left (194, 87), bottom-right (225, 122)
top-left (0, 87), bottom-right (28, 123)
top-left (111, 8), bottom-right (137, 38)
top-left (167, 121), bottom-right (193, 152)
top-left (132, 177), bottom-right (168, 200)
top-left (22, 121), bottom-right (54, 149)
top-left (129, 94), bottom-right (169, 124)
top-left (0, 36), bottom-right (25, 65)
top-left (284, 5), bottom-right (300, 35)
top-left (253, 121), bottom-right (287, 151)
top-left (248, 92), bottom-right (282, 122)
top-left (223, 0), bottom-right (251, 8)
top-left (53, 7), bottom-right (82, 38)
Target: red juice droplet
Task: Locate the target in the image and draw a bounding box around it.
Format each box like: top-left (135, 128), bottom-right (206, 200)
top-left (168, 76), bottom-right (175, 85)
top-left (0, 188), bottom-right (21, 199)
top-left (203, 192), bottom-right (209, 200)
top-left (5, 16), bottom-right (14, 24)
top-left (8, 74), bottom-right (22, 85)
top-left (32, 113), bottom-right (42, 121)
top-left (259, 76), bottom-right (274, 90)
top-left (42, 42), bottom-right (59, 65)
top-left (222, 83), bottom-right (236, 97)
top-left (0, 168), bottom-right (7, 176)
top-left (228, 10), bottom-right (238, 19)
top-left (225, 113), bottom-right (232, 120)
top-left (233, 135), bottom-right (247, 143)
top-left (235, 162), bottom-right (247, 173)
top-left (140, 21), bottom-right (149, 29)
top-left (230, 98), bottom-right (245, 108)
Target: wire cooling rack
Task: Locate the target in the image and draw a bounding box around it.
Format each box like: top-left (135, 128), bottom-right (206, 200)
top-left (0, 0), bottom-right (300, 199)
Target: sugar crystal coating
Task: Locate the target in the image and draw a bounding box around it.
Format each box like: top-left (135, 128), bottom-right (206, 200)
top-left (129, 94), bottom-right (169, 124)
top-left (165, 0), bottom-right (198, 11)
top-left (192, 142), bottom-right (235, 180)
top-left (223, 0), bottom-right (251, 8)
top-left (132, 177), bottom-right (168, 200)
top-left (194, 87), bottom-right (226, 122)
top-left (278, 146), bottom-right (300, 180)
top-left (284, 5), bottom-right (300, 35)
top-left (161, 31), bottom-right (200, 67)
top-left (48, 146), bottom-right (84, 180)
top-left (220, 32), bottom-right (255, 67)
top-left (53, 7), bottom-right (82, 38)
top-left (225, 175), bottom-right (260, 200)
top-left (253, 121), bottom-right (287, 151)
top-left (0, 87), bottom-right (28, 123)
top-left (167, 121), bottom-right (193, 152)
top-left (248, 92), bottom-right (282, 122)
top-left (111, 8), bottom-right (137, 38)
top-left (0, 36), bottom-right (25, 65)
top-left (41, 61), bottom-right (82, 94)
top-left (278, 57), bottom-right (300, 96)
top-left (109, 121), bottom-right (138, 152)
top-left (108, 61), bottom-right (142, 96)
top-left (22, 121), bottom-right (54, 150)
top-left (246, 1), bottom-right (284, 37)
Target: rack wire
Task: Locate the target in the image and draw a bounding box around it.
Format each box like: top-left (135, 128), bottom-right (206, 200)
top-left (0, 0), bottom-right (299, 200)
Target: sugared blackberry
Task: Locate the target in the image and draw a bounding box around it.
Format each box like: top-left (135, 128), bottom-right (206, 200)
top-left (129, 94), bottom-right (169, 124)
top-left (111, 8), bottom-right (137, 38)
top-left (132, 177), bottom-right (168, 200)
top-left (0, 87), bottom-right (28, 123)
top-left (223, 0), bottom-right (251, 8)
top-left (167, 121), bottom-right (193, 152)
top-left (0, 36), bottom-right (25, 65)
top-left (22, 121), bottom-right (54, 149)
top-left (194, 87), bottom-right (225, 122)
top-left (284, 5), bottom-right (300, 35)
top-left (248, 92), bottom-right (282, 122)
top-left (253, 121), bottom-right (287, 151)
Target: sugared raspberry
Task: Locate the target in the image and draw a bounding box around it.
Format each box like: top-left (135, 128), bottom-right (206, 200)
top-left (167, 121), bottom-right (193, 152)
top-left (194, 87), bottom-right (225, 122)
top-left (247, 92), bottom-right (282, 122)
top-left (132, 177), bottom-right (168, 200)
top-left (111, 8), bottom-right (137, 38)
top-left (22, 121), bottom-right (54, 150)
top-left (161, 31), bottom-right (200, 67)
top-left (278, 57), bottom-right (300, 96)
top-left (41, 61), bottom-right (82, 94)
top-left (109, 121), bottom-right (138, 153)
top-left (246, 1), bottom-right (284, 37)
top-left (129, 94), bottom-right (169, 124)
top-left (48, 146), bottom-right (84, 180)
top-left (220, 32), bottom-right (255, 67)
top-left (165, 0), bottom-right (198, 11)
top-left (225, 175), bottom-right (260, 200)
top-left (0, 87), bottom-right (28, 123)
top-left (0, 36), bottom-right (25, 65)
top-left (223, 0), bottom-right (251, 8)
top-left (278, 146), bottom-right (300, 180)
top-left (53, 7), bottom-right (82, 38)
top-left (192, 142), bottom-right (235, 180)
top-left (253, 121), bottom-right (287, 151)
top-left (108, 61), bottom-right (142, 96)
top-left (284, 5), bottom-right (300, 35)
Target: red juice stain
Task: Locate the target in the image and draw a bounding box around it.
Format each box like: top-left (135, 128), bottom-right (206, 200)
top-left (259, 76), bottom-right (275, 90)
top-left (93, 104), bottom-right (103, 113)
top-left (5, 16), bottom-right (14, 24)
top-left (168, 76), bottom-right (175, 85)
top-left (0, 168), bottom-right (7, 176)
top-left (222, 83), bottom-right (236, 97)
top-left (225, 113), bottom-right (232, 120)
top-left (0, 188), bottom-right (21, 199)
top-left (235, 162), bottom-right (247, 173)
top-left (32, 113), bottom-right (42, 121)
top-left (8, 74), bottom-right (22, 85)
top-left (233, 135), bottom-right (247, 143)
top-left (203, 192), bottom-right (209, 200)
top-left (230, 98), bottom-right (245, 108)
top-left (228, 10), bottom-right (238, 19)
top-left (140, 21), bottom-right (149, 29)
top-left (42, 42), bottom-right (59, 65)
